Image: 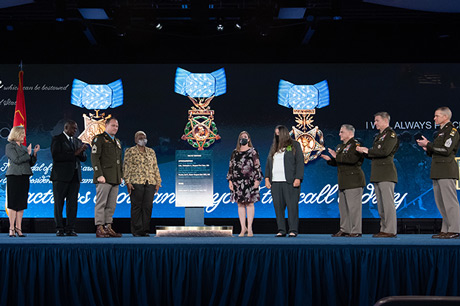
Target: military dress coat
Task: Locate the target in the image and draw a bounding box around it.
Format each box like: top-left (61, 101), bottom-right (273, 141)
top-left (91, 132), bottom-right (123, 185)
top-left (426, 121), bottom-right (460, 180)
top-left (366, 127), bottom-right (399, 183)
top-left (327, 137), bottom-right (365, 190)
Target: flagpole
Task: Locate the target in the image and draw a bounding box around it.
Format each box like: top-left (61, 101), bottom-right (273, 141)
top-left (7, 60), bottom-right (27, 214)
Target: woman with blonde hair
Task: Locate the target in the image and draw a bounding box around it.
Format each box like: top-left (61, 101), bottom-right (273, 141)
top-left (5, 126), bottom-right (40, 237)
top-left (227, 131), bottom-right (263, 237)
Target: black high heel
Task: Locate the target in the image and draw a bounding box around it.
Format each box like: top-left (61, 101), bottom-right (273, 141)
top-left (15, 227), bottom-right (26, 237)
top-left (9, 228), bottom-right (16, 237)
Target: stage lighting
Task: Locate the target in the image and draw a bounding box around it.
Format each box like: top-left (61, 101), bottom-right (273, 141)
top-left (78, 8), bottom-right (109, 20)
top-left (0, 0), bottom-right (33, 9)
top-left (155, 23), bottom-right (163, 30)
top-left (235, 23), bottom-right (242, 30)
top-left (278, 7), bottom-right (306, 19)
top-left (217, 23), bottom-right (224, 31)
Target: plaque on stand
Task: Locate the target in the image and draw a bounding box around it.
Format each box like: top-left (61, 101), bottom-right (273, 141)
top-left (156, 150), bottom-right (233, 237)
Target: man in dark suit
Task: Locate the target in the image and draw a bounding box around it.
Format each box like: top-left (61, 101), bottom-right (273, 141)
top-left (50, 120), bottom-right (87, 236)
top-left (417, 107), bottom-right (460, 239)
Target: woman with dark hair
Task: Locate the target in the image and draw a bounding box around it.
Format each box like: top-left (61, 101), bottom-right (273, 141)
top-left (227, 131), bottom-right (263, 237)
top-left (265, 125), bottom-right (304, 237)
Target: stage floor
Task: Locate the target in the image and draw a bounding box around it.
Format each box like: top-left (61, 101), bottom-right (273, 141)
top-left (1, 234), bottom-right (460, 306)
top-left (1, 233), bottom-right (460, 246)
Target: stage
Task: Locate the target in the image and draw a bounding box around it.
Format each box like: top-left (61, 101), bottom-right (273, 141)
top-left (1, 234), bottom-right (460, 306)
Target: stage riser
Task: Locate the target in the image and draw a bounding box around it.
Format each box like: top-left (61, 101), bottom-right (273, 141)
top-left (1, 244), bottom-right (459, 306)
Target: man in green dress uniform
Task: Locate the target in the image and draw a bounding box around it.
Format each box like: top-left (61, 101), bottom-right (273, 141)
top-left (91, 117), bottom-right (123, 238)
top-left (321, 124), bottom-right (365, 237)
top-left (417, 107), bottom-right (460, 239)
top-left (357, 112), bottom-right (399, 238)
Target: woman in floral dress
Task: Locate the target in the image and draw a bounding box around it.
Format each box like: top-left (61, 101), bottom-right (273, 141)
top-left (227, 131), bottom-right (263, 237)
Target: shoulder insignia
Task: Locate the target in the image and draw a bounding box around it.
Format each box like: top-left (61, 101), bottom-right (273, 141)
top-left (92, 145), bottom-right (97, 153)
top-left (450, 128), bottom-right (457, 136)
top-left (445, 138), bottom-right (452, 148)
top-left (116, 139), bottom-right (121, 149)
top-left (391, 132), bottom-right (396, 138)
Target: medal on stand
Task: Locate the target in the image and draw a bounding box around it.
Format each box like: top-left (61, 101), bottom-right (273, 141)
top-left (278, 79), bottom-right (329, 164)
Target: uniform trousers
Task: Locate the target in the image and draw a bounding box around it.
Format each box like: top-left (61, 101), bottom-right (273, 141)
top-left (272, 182), bottom-right (301, 234)
top-left (374, 181), bottom-right (397, 234)
top-left (433, 179), bottom-right (460, 233)
top-left (338, 187), bottom-right (363, 234)
top-left (130, 183), bottom-right (156, 235)
top-left (53, 170), bottom-right (80, 231)
top-left (94, 183), bottom-right (119, 226)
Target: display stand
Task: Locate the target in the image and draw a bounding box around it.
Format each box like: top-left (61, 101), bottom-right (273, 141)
top-left (156, 150), bottom-right (233, 237)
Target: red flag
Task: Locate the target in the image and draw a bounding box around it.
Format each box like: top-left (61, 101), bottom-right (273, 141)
top-left (13, 70), bottom-right (27, 146)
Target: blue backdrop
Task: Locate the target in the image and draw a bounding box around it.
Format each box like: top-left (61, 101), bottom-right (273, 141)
top-left (0, 63), bottom-right (459, 218)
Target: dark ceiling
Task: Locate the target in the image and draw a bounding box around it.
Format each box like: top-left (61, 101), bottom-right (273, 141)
top-left (1, 0), bottom-right (460, 63)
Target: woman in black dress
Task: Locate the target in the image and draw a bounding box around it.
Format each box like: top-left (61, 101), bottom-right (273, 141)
top-left (227, 131), bottom-right (263, 237)
top-left (5, 126), bottom-right (39, 237)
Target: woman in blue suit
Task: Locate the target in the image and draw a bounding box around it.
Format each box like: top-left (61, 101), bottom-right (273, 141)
top-left (265, 125), bottom-right (304, 237)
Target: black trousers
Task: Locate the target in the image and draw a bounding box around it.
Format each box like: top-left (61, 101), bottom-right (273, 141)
top-left (130, 184), bottom-right (156, 235)
top-left (53, 171), bottom-right (80, 231)
top-left (271, 182), bottom-right (301, 234)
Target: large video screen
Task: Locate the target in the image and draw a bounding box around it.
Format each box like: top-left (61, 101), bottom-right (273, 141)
top-left (0, 63), bottom-right (459, 219)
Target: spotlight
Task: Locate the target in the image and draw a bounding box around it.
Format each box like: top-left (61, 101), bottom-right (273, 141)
top-left (235, 23), bottom-right (242, 30)
top-left (217, 23), bottom-right (224, 31)
top-left (155, 23), bottom-right (163, 30)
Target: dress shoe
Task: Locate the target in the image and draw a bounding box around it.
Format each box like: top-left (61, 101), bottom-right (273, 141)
top-left (9, 228), bottom-right (16, 237)
top-left (372, 232), bottom-right (397, 238)
top-left (132, 233), bottom-right (143, 237)
top-left (432, 232), bottom-right (447, 239)
top-left (105, 224), bottom-right (122, 237)
top-left (348, 233), bottom-right (362, 238)
top-left (440, 232), bottom-right (460, 239)
top-left (96, 225), bottom-right (110, 238)
top-left (65, 230), bottom-right (78, 237)
top-left (15, 227), bottom-right (26, 237)
top-left (288, 232), bottom-right (298, 238)
top-left (275, 232), bottom-right (286, 237)
top-left (331, 231), bottom-right (349, 237)
top-left (56, 230), bottom-right (65, 237)
top-left (143, 233), bottom-right (150, 237)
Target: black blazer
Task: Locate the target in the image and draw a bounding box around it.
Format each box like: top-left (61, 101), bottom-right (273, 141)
top-left (265, 140), bottom-right (304, 184)
top-left (50, 133), bottom-right (87, 182)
